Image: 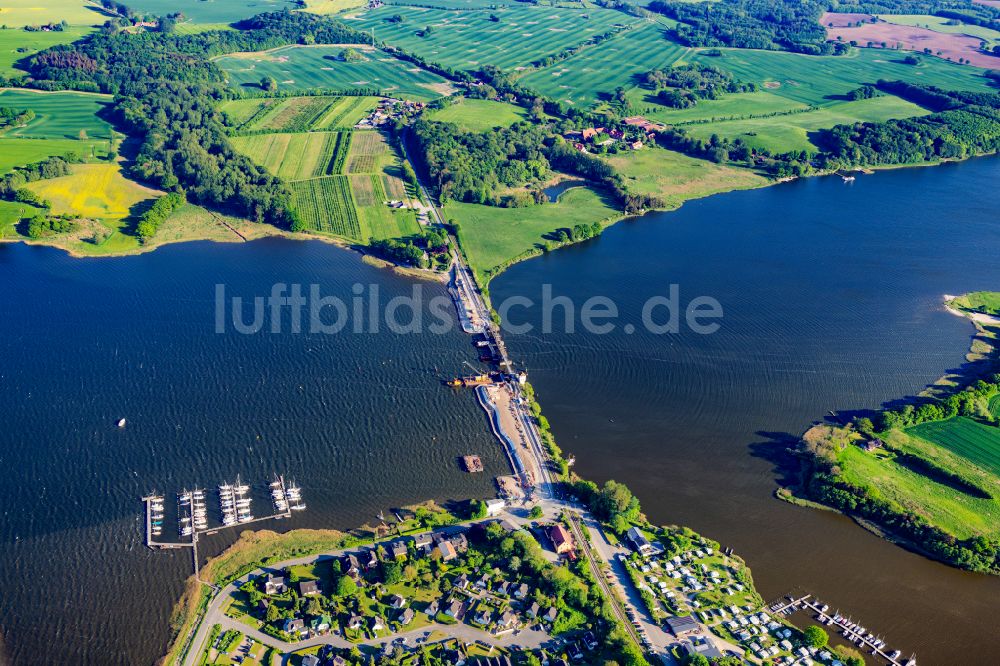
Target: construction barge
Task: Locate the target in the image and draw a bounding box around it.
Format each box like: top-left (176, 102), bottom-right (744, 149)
top-left (461, 455), bottom-right (484, 472)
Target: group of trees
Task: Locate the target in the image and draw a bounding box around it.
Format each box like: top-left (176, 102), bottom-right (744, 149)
top-left (21, 11), bottom-right (375, 233)
top-left (0, 106), bottom-right (35, 128)
top-left (877, 376), bottom-right (1000, 430)
top-left (643, 63), bottom-right (757, 109)
top-left (135, 192), bottom-right (185, 242)
top-left (819, 81), bottom-right (1000, 167)
top-left (26, 215), bottom-right (76, 239)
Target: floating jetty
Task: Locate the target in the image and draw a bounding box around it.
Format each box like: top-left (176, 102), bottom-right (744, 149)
top-left (142, 476), bottom-right (303, 575)
top-left (461, 455), bottom-right (484, 473)
top-left (770, 595), bottom-right (915, 666)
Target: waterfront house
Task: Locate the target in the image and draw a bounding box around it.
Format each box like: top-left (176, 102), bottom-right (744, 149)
top-left (547, 524), bottom-right (575, 556)
top-left (363, 549), bottom-right (379, 570)
top-left (341, 553), bottom-right (361, 577)
top-left (263, 574), bottom-right (286, 595)
top-left (298, 580), bottom-right (320, 596)
top-left (413, 533), bottom-right (434, 550)
top-left (390, 540), bottom-right (408, 559)
top-left (627, 526), bottom-right (654, 555)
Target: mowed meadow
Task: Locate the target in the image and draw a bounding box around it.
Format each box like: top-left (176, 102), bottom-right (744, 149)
top-left (216, 46), bottom-right (453, 101)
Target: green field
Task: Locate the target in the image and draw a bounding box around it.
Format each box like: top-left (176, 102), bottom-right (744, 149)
top-left (449, 186), bottom-right (620, 277)
top-left (342, 4), bottom-right (639, 72)
top-left (631, 90), bottom-right (809, 125)
top-left (0, 0), bottom-right (109, 27)
top-left (680, 94), bottom-right (930, 153)
top-left (216, 46), bottom-right (453, 101)
top-left (908, 417), bottom-right (1000, 478)
top-left (0, 89), bottom-right (112, 139)
top-left (881, 14), bottom-right (1000, 47)
top-left (0, 26), bottom-right (93, 75)
top-left (0, 137), bottom-right (107, 173)
top-left (519, 22), bottom-right (688, 107)
top-left (691, 47), bottom-right (995, 107)
top-left (291, 175), bottom-right (362, 237)
top-left (124, 0), bottom-right (297, 24)
top-left (605, 147), bottom-right (767, 209)
top-left (230, 131), bottom-right (346, 180)
top-left (223, 95), bottom-right (379, 133)
top-left (425, 98), bottom-right (528, 131)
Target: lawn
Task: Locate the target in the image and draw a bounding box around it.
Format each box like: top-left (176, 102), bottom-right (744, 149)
top-left (216, 46), bottom-right (453, 101)
top-left (690, 47), bottom-right (995, 107)
top-left (604, 147), bottom-right (767, 210)
top-left (518, 21), bottom-right (688, 107)
top-left (679, 94), bottom-right (930, 153)
top-left (0, 88), bottom-right (113, 140)
top-left (0, 26), bottom-right (93, 75)
top-left (26, 163), bottom-right (159, 219)
top-left (0, 0), bottom-right (110, 27)
top-left (341, 3), bottom-right (639, 72)
top-left (630, 90), bottom-right (809, 125)
top-left (449, 186), bottom-right (620, 277)
top-left (426, 98), bottom-right (529, 131)
top-left (950, 291), bottom-right (1000, 315)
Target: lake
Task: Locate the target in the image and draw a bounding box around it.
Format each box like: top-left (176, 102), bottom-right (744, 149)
top-left (0, 239), bottom-right (503, 665)
top-left (491, 157), bottom-right (1000, 664)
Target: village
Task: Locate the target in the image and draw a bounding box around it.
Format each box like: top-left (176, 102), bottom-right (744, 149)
top-left (563, 117), bottom-right (666, 155)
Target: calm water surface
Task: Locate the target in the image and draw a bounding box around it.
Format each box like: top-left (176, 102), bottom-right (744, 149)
top-left (492, 157), bottom-right (1000, 665)
top-left (0, 239), bottom-right (502, 665)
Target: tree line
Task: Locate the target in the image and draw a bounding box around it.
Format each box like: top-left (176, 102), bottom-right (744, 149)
top-left (642, 63), bottom-right (758, 109)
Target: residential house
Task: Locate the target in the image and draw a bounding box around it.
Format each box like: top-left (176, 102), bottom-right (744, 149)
top-left (609, 128), bottom-right (624, 140)
top-left (494, 581), bottom-right (510, 596)
top-left (475, 608), bottom-right (492, 625)
top-left (526, 602), bottom-right (539, 619)
top-left (341, 553), bottom-right (361, 577)
top-left (370, 616), bottom-right (385, 632)
top-left (347, 615), bottom-right (364, 630)
top-left (513, 583), bottom-right (529, 599)
top-left (438, 540), bottom-right (457, 561)
top-left (485, 498), bottom-right (506, 516)
top-left (399, 607), bottom-right (415, 625)
top-left (413, 533), bottom-right (434, 553)
top-left (425, 599), bottom-right (440, 616)
top-left (389, 594), bottom-right (407, 609)
top-left (445, 600), bottom-right (463, 618)
top-left (363, 549), bottom-right (379, 570)
top-left (310, 614), bottom-right (332, 633)
top-left (449, 533), bottom-right (469, 552)
top-left (390, 540), bottom-right (408, 559)
top-left (283, 618), bottom-right (305, 634)
top-left (475, 574), bottom-right (490, 589)
top-left (497, 610), bottom-right (518, 631)
top-left (263, 574), bottom-right (286, 595)
top-left (298, 580), bottom-right (320, 596)
top-left (454, 573), bottom-right (469, 590)
top-left (302, 656), bottom-right (321, 666)
top-left (630, 140), bottom-right (644, 150)
top-left (543, 606), bottom-right (558, 623)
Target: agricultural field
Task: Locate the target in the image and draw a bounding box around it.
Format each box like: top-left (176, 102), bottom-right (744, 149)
top-left (302, 0), bottom-right (366, 15)
top-left (124, 0), bottom-right (298, 24)
top-left (291, 176), bottom-right (363, 238)
top-left (448, 186), bottom-right (620, 277)
top-left (679, 94), bottom-right (930, 153)
top-left (425, 98), bottom-right (529, 131)
top-left (229, 131), bottom-right (347, 180)
top-left (907, 417), bottom-right (1000, 478)
top-left (604, 147), bottom-right (767, 210)
top-left (341, 4), bottom-right (639, 72)
top-left (689, 47), bottom-right (996, 107)
top-left (629, 90), bottom-right (809, 125)
top-left (0, 26), bottom-right (93, 76)
top-left (0, 89), bottom-right (113, 140)
top-left (0, 0), bottom-right (109, 27)
top-left (879, 14), bottom-right (1000, 48)
top-left (225, 95), bottom-right (380, 133)
top-left (25, 163), bottom-right (159, 220)
top-left (0, 138), bottom-right (107, 173)
top-left (216, 46), bottom-right (453, 101)
top-left (821, 13), bottom-right (1000, 69)
top-left (171, 22), bottom-right (235, 35)
top-left (519, 22), bottom-right (688, 107)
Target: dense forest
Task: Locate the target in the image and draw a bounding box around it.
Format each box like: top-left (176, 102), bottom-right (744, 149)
top-left (819, 81), bottom-right (1000, 166)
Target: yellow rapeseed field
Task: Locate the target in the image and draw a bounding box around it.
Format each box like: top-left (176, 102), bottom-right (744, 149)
top-left (27, 164), bottom-right (158, 219)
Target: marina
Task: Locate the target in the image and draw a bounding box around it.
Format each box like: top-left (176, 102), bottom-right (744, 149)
top-left (142, 476), bottom-right (302, 575)
top-left (770, 595), bottom-right (916, 666)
